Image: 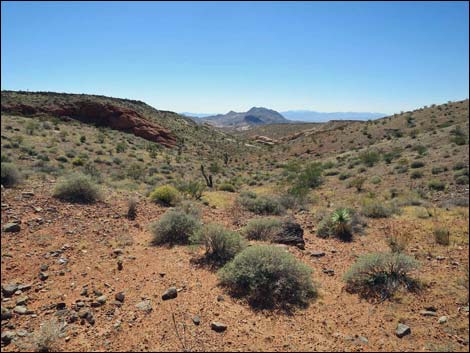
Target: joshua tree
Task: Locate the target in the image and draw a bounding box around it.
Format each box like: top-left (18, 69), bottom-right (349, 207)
top-left (200, 165), bottom-right (213, 188)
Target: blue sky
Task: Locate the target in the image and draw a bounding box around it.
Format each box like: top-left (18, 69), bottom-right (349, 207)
top-left (1, 1), bottom-right (469, 114)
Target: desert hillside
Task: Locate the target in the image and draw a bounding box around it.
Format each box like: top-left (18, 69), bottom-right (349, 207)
top-left (1, 92), bottom-right (469, 352)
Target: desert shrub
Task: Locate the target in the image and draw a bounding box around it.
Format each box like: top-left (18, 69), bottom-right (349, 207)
top-left (32, 318), bottom-right (64, 352)
top-left (344, 252), bottom-right (419, 300)
top-left (191, 224), bottom-right (246, 265)
top-left (176, 200), bottom-right (202, 218)
top-left (453, 162), bottom-right (467, 170)
top-left (292, 162), bottom-right (323, 190)
top-left (324, 169), bottom-right (339, 176)
top-left (126, 162), bottom-right (146, 180)
top-left (433, 227), bottom-right (450, 246)
top-left (412, 144), bottom-right (427, 156)
top-left (243, 218), bottom-right (282, 241)
top-left (428, 179), bottom-right (446, 191)
top-left (218, 245), bottom-right (316, 308)
top-left (53, 173), bottom-right (101, 203)
top-left (359, 149), bottom-right (381, 167)
top-left (361, 199), bottom-right (399, 218)
top-left (386, 232), bottom-right (409, 253)
top-left (279, 188), bottom-right (310, 211)
top-left (431, 166), bottom-right (447, 175)
top-left (370, 176), bottom-right (381, 184)
top-left (238, 192), bottom-right (284, 215)
top-left (176, 179), bottom-right (205, 200)
top-left (338, 172), bottom-right (352, 180)
top-left (410, 161), bottom-right (425, 168)
top-left (348, 176), bottom-right (366, 192)
top-left (316, 208), bottom-right (365, 241)
top-left (127, 198), bottom-right (137, 220)
top-left (149, 185), bottom-right (180, 206)
top-left (150, 209), bottom-right (200, 246)
top-left (218, 182), bottom-right (236, 192)
top-left (455, 174), bottom-right (469, 185)
top-left (71, 157), bottom-right (85, 166)
top-left (1, 163), bottom-right (21, 187)
top-left (410, 171), bottom-right (423, 179)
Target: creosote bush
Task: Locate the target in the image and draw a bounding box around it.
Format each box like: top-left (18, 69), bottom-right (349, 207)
top-left (150, 209), bottom-right (200, 246)
top-left (218, 182), bottom-right (236, 192)
top-left (238, 192), bottom-right (284, 215)
top-left (1, 163), bottom-right (21, 187)
top-left (243, 218), bottom-right (282, 241)
top-left (218, 245), bottom-right (317, 308)
top-left (191, 224), bottom-right (246, 265)
top-left (344, 252), bottom-right (419, 300)
top-left (433, 227), bottom-right (450, 246)
top-left (149, 184), bottom-right (180, 206)
top-left (53, 173), bottom-right (101, 203)
top-left (361, 198), bottom-right (399, 218)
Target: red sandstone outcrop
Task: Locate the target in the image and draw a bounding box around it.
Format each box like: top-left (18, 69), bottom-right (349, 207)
top-left (1, 100), bottom-right (177, 147)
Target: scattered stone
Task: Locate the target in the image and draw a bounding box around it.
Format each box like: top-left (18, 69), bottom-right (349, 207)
top-left (420, 310), bottom-right (437, 317)
top-left (396, 323), bottom-right (411, 338)
top-left (40, 264), bottom-right (49, 271)
top-left (3, 223), bottom-right (20, 233)
top-left (1, 330), bottom-right (15, 344)
top-left (162, 287), bottom-right (178, 300)
top-left (436, 256), bottom-right (446, 261)
top-left (21, 191), bottom-right (34, 197)
top-left (357, 336), bottom-right (368, 344)
top-left (311, 251), bottom-right (326, 258)
top-left (135, 300), bottom-right (152, 313)
top-left (56, 302), bottom-right (66, 310)
top-left (17, 284), bottom-right (32, 292)
top-left (13, 305), bottom-right (31, 315)
top-left (15, 296), bottom-right (29, 306)
top-left (117, 258), bottom-right (123, 271)
top-left (94, 289), bottom-right (103, 296)
top-left (113, 248), bottom-right (124, 256)
top-left (115, 292), bottom-right (125, 303)
top-left (211, 321), bottom-right (227, 332)
top-left (272, 220), bottom-right (305, 249)
top-left (322, 269), bottom-right (335, 276)
top-left (2, 284), bottom-right (18, 297)
top-left (1, 306), bottom-right (12, 320)
top-left (78, 309), bottom-right (94, 325)
top-left (438, 316), bottom-right (448, 324)
top-left (217, 295), bottom-right (224, 302)
top-left (15, 329), bottom-right (28, 337)
top-left (39, 272), bottom-right (49, 281)
top-left (96, 295), bottom-right (107, 305)
top-left (192, 315), bottom-right (201, 325)
top-left (80, 287), bottom-right (88, 296)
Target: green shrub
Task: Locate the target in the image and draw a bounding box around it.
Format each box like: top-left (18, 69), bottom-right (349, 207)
top-left (150, 209), bottom-right (200, 246)
top-left (361, 199), bottom-right (399, 218)
top-left (370, 176), bottom-right (381, 184)
top-left (53, 173), bottom-right (101, 203)
top-left (433, 227), bottom-right (450, 246)
top-left (453, 162), bottom-right (467, 170)
top-left (218, 245), bottom-right (316, 308)
top-left (243, 218), bottom-right (282, 240)
top-left (455, 174), bottom-right (469, 185)
top-left (338, 172), bottom-right (352, 180)
top-left (1, 163), bottom-right (21, 187)
top-left (428, 179), bottom-right (446, 191)
top-left (359, 150), bottom-right (381, 167)
top-left (294, 162), bottom-right (323, 190)
top-left (238, 193), bottom-right (284, 215)
top-left (72, 157), bottom-right (85, 166)
top-left (344, 252), bottom-right (419, 300)
top-left (149, 185), bottom-right (180, 206)
top-left (191, 224), bottom-right (246, 265)
top-left (218, 182), bottom-right (236, 192)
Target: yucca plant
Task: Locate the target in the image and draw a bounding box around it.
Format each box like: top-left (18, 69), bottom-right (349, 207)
top-left (331, 208), bottom-right (352, 240)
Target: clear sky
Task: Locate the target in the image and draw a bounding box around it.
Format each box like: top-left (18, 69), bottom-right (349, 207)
top-left (1, 1), bottom-right (469, 114)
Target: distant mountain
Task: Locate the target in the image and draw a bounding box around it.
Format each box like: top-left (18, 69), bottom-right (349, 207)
top-left (281, 110), bottom-right (386, 122)
top-left (180, 112), bottom-right (214, 118)
top-left (201, 107), bottom-right (289, 128)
